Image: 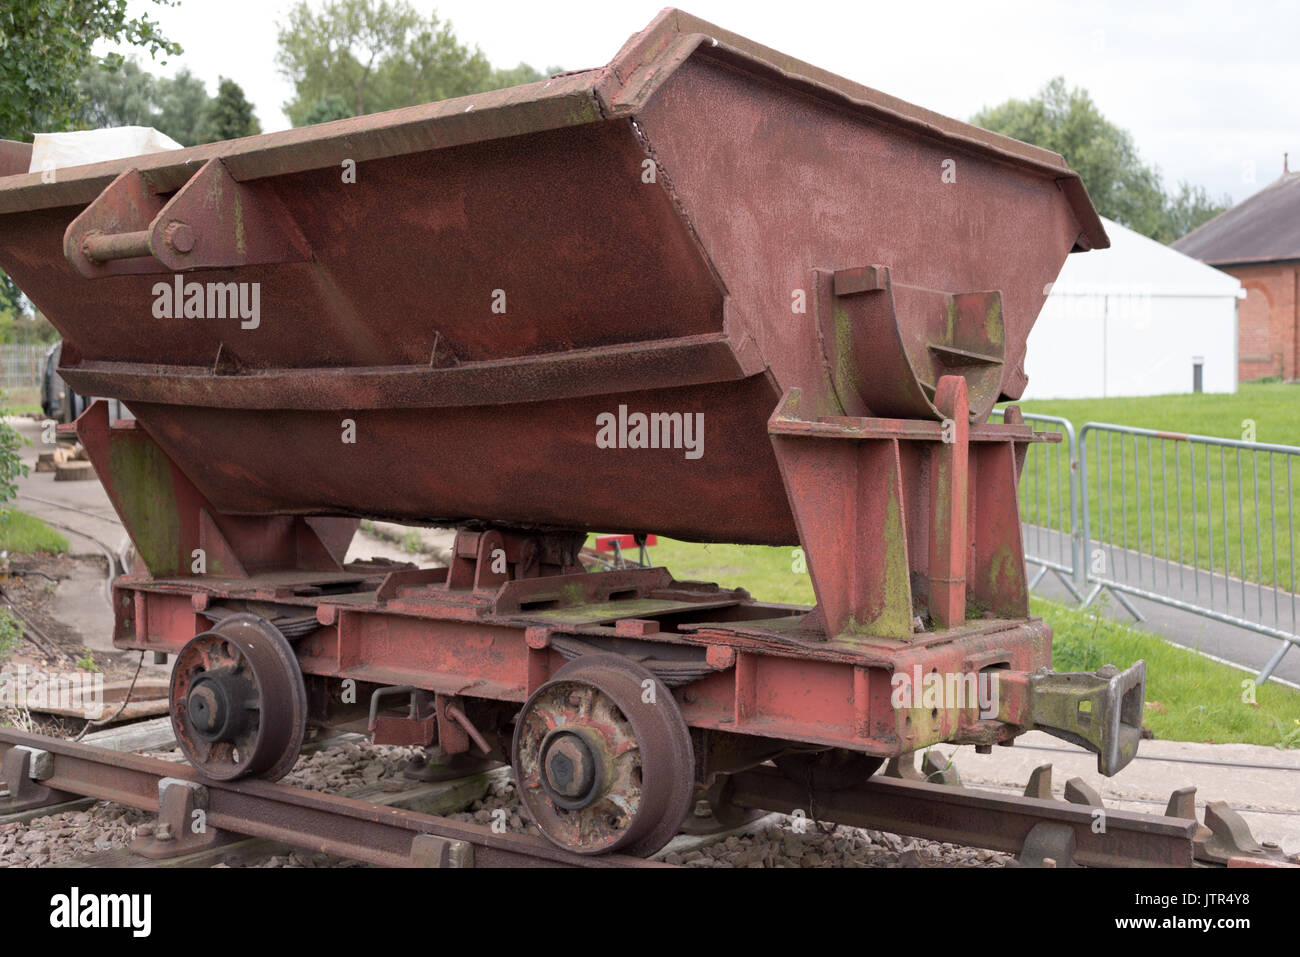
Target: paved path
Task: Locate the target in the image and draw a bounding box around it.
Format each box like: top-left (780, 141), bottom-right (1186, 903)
top-left (10, 417), bottom-right (120, 653)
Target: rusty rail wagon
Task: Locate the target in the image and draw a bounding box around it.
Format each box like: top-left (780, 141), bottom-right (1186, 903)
top-left (0, 8), bottom-right (1144, 857)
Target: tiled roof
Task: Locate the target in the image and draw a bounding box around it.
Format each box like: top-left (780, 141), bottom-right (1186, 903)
top-left (1173, 172), bottom-right (1300, 266)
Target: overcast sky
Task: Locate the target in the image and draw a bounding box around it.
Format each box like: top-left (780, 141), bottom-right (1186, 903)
top-left (111, 0), bottom-right (1298, 206)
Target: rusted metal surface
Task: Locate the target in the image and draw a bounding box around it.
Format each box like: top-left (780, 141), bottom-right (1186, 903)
top-left (0, 9), bottom-right (1103, 550)
top-left (768, 379), bottom-right (1041, 638)
top-left (71, 405), bottom-right (1107, 767)
top-left (110, 545), bottom-right (1057, 760)
top-left (169, 613), bottom-right (307, 781)
top-left (0, 729), bottom-right (664, 868)
top-left (0, 10), bottom-right (1143, 853)
top-left (726, 764), bottom-right (1198, 868)
top-left (65, 161), bottom-right (312, 278)
top-left (513, 654), bottom-right (694, 856)
top-left (0, 140), bottom-right (31, 178)
top-left (0, 744), bottom-right (76, 814)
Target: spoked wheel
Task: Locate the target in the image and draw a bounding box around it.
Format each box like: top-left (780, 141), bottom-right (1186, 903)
top-left (169, 613), bottom-right (307, 782)
top-left (513, 653), bottom-right (695, 857)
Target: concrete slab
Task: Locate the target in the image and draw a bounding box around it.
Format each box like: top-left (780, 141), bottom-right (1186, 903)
top-left (48, 559), bottom-right (115, 654)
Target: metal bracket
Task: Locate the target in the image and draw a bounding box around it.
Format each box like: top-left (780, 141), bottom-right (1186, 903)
top-left (410, 833), bottom-right (474, 868)
top-left (884, 750), bottom-right (962, 787)
top-left (64, 159), bottom-right (311, 278)
top-left (1019, 660), bottom-right (1146, 775)
top-left (1017, 821), bottom-right (1079, 868)
top-left (0, 745), bottom-right (74, 814)
top-left (1023, 763), bottom-right (1053, 799)
top-left (130, 777), bottom-right (235, 860)
top-left (369, 685), bottom-right (437, 747)
top-left (1064, 777), bottom-right (1104, 807)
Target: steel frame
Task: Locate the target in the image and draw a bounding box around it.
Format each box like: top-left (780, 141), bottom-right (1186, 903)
top-left (74, 382), bottom-right (1069, 760)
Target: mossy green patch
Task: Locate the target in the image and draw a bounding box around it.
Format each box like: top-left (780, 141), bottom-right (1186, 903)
top-left (985, 299), bottom-right (1003, 347)
top-left (109, 438), bottom-right (181, 575)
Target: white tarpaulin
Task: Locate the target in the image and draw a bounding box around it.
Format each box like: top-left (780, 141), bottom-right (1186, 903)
top-left (28, 126), bottom-right (183, 174)
top-left (1023, 217), bottom-right (1243, 399)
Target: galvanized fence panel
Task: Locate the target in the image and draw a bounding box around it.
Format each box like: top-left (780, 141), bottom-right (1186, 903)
top-left (0, 343), bottom-right (45, 390)
top-left (990, 410), bottom-right (1084, 598)
top-left (993, 408), bottom-right (1300, 682)
top-left (1078, 424), bottom-right (1300, 682)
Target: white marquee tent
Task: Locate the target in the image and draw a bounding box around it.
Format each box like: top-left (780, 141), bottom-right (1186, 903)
top-left (1021, 217), bottom-right (1242, 399)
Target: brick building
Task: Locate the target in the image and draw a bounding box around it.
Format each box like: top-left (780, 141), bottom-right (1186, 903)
top-left (1174, 168), bottom-right (1300, 381)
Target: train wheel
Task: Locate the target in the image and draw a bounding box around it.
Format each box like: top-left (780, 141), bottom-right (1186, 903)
top-left (513, 653), bottom-right (694, 857)
top-left (169, 613), bottom-right (307, 782)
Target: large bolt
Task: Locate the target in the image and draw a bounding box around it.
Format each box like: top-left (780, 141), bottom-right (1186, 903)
top-left (187, 682), bottom-right (221, 734)
top-left (186, 675), bottom-right (245, 742)
top-left (164, 221), bottom-right (195, 254)
top-left (543, 732), bottom-right (597, 803)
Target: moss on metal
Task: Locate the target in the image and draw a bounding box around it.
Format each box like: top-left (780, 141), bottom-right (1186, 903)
top-left (108, 437), bottom-right (181, 576)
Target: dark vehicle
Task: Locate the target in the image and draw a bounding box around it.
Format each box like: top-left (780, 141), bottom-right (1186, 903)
top-left (41, 340), bottom-right (131, 424)
top-left (39, 341), bottom-right (85, 424)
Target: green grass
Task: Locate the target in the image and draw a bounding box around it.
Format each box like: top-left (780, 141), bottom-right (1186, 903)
top-left (1002, 381), bottom-right (1300, 592)
top-left (640, 537), bottom-right (814, 605)
top-left (1009, 381), bottom-right (1300, 447)
top-left (1039, 596), bottom-right (1300, 748)
top-left (0, 608), bottom-right (21, 665)
top-left (0, 509), bottom-right (69, 554)
top-left (3, 386), bottom-right (42, 416)
top-left (626, 536), bottom-right (1300, 747)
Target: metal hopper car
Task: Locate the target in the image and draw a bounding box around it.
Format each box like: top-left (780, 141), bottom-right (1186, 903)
top-left (0, 8), bottom-right (1144, 857)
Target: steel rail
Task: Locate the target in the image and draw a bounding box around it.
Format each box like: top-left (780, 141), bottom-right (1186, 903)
top-left (726, 765), bottom-right (1199, 867)
top-left (0, 729), bottom-right (664, 869)
top-left (4, 728), bottom-right (1222, 868)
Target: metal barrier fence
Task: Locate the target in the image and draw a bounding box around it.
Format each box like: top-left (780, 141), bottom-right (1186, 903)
top-left (994, 410), bottom-right (1300, 682)
top-left (0, 343), bottom-right (45, 390)
top-left (1079, 424), bottom-right (1300, 682)
top-left (992, 411), bottom-right (1086, 597)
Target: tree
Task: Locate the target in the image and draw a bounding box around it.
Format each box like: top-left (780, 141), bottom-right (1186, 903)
top-left (0, 1), bottom-right (180, 346)
top-left (1162, 182), bottom-right (1232, 241)
top-left (202, 77), bottom-right (260, 142)
top-left (0, 0), bottom-right (180, 142)
top-left (72, 62), bottom-right (221, 146)
top-left (275, 0), bottom-right (496, 126)
top-left (76, 58), bottom-right (158, 129)
top-left (973, 78), bottom-right (1229, 244)
top-left (488, 62), bottom-right (563, 89)
top-left (0, 304), bottom-right (56, 343)
top-left (155, 68), bottom-right (212, 146)
top-left (0, 275), bottom-right (25, 318)
top-left (303, 94), bottom-right (353, 125)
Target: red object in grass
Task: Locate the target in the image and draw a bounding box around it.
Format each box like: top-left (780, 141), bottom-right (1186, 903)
top-left (595, 534), bottom-right (657, 553)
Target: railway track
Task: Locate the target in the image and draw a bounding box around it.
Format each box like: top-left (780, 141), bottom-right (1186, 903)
top-left (4, 727), bottom-right (1292, 868)
top-left (0, 729), bottom-right (662, 868)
